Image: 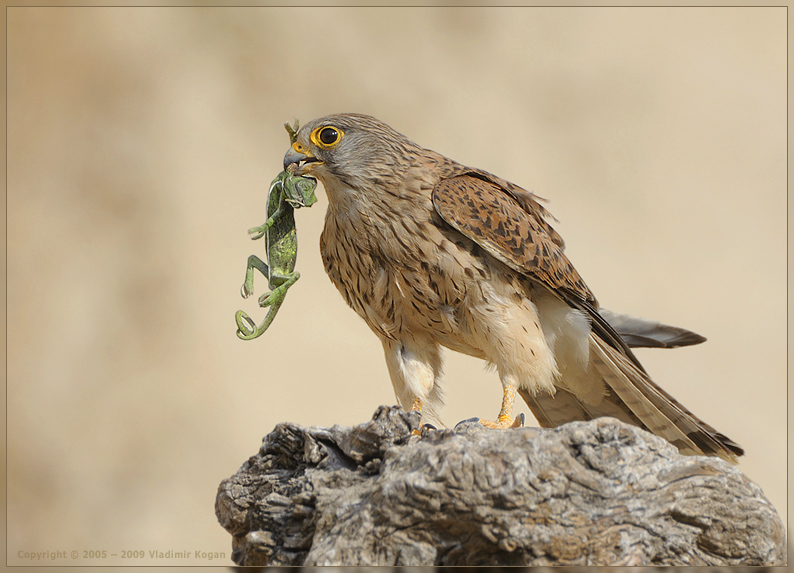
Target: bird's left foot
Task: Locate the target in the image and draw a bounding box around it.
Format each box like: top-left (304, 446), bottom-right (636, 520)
top-left (478, 413), bottom-right (525, 429)
top-left (471, 385), bottom-right (524, 429)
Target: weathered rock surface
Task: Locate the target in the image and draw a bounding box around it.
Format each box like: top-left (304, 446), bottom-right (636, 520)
top-left (215, 406), bottom-right (786, 566)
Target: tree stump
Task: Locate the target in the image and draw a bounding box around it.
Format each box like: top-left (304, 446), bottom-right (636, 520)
top-left (215, 406), bottom-right (786, 566)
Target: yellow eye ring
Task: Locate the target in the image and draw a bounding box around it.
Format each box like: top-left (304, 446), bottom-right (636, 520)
top-left (310, 126), bottom-right (344, 148)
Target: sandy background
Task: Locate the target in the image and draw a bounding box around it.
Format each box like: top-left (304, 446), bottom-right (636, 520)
top-left (7, 6), bottom-right (786, 566)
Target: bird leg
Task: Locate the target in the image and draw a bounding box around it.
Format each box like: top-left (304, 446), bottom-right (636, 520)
top-left (479, 385), bottom-right (525, 429)
top-left (409, 397), bottom-right (426, 436)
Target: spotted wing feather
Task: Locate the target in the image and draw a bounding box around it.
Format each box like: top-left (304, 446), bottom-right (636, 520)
top-left (434, 173), bottom-right (644, 369)
top-left (433, 174), bottom-right (595, 304)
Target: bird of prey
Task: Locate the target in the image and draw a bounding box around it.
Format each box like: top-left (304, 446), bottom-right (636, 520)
top-left (283, 113), bottom-right (742, 462)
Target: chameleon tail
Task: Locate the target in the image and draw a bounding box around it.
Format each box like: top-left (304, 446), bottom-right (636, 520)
top-left (235, 298), bottom-right (286, 340)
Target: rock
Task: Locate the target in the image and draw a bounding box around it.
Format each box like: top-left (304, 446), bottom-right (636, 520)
top-left (215, 406), bottom-right (786, 566)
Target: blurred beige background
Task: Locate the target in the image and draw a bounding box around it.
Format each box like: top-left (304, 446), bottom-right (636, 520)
top-left (7, 6), bottom-right (786, 566)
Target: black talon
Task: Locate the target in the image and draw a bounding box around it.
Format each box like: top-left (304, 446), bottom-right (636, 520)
top-left (455, 417), bottom-right (480, 429)
top-left (417, 423), bottom-right (437, 438)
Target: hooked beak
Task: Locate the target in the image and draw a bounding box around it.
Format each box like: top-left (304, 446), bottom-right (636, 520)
top-left (283, 143), bottom-right (322, 175)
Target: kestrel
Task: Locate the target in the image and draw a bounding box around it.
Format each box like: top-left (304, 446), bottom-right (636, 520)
top-left (283, 113), bottom-right (742, 462)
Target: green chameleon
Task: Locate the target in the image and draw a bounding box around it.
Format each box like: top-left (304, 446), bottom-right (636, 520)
top-left (235, 121), bottom-right (318, 340)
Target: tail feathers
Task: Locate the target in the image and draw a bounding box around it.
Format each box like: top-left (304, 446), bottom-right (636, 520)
top-left (519, 384), bottom-right (644, 429)
top-left (599, 308), bottom-right (707, 349)
top-left (519, 335), bottom-right (743, 463)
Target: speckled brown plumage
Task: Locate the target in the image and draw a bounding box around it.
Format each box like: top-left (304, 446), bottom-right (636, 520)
top-left (433, 174), bottom-right (594, 305)
top-left (283, 113), bottom-right (742, 462)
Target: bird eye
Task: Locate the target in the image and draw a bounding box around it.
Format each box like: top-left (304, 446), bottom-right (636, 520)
top-left (311, 126), bottom-right (344, 148)
top-left (319, 127), bottom-right (338, 145)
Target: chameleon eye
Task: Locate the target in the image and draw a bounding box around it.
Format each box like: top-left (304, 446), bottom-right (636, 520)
top-left (311, 126), bottom-right (344, 148)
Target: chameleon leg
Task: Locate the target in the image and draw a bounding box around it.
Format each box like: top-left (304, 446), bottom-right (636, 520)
top-left (247, 191), bottom-right (285, 239)
top-left (241, 255), bottom-right (269, 299)
top-left (235, 271), bottom-right (301, 340)
top-left (248, 210), bottom-right (281, 240)
top-left (236, 255), bottom-right (273, 339)
top-left (257, 271), bottom-right (300, 308)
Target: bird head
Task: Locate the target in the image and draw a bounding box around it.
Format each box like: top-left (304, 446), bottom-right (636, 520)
top-left (283, 114), bottom-right (419, 191)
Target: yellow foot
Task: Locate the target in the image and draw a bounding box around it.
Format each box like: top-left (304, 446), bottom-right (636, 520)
top-left (474, 385), bottom-right (524, 429)
top-left (410, 422), bottom-right (437, 437)
top-left (409, 397), bottom-right (427, 436)
top-left (479, 413), bottom-right (525, 429)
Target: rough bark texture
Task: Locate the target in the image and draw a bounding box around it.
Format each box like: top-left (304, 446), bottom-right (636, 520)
top-left (215, 406), bottom-right (786, 566)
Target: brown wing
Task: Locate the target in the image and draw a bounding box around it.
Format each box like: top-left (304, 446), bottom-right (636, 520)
top-left (433, 173), bottom-right (742, 462)
top-left (432, 173), bottom-right (595, 304)
top-left (433, 173), bottom-right (645, 369)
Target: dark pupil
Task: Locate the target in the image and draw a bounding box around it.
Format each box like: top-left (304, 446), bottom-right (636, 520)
top-left (319, 128), bottom-right (338, 145)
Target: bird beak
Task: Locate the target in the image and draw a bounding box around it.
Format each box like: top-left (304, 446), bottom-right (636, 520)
top-left (283, 142), bottom-right (322, 175)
